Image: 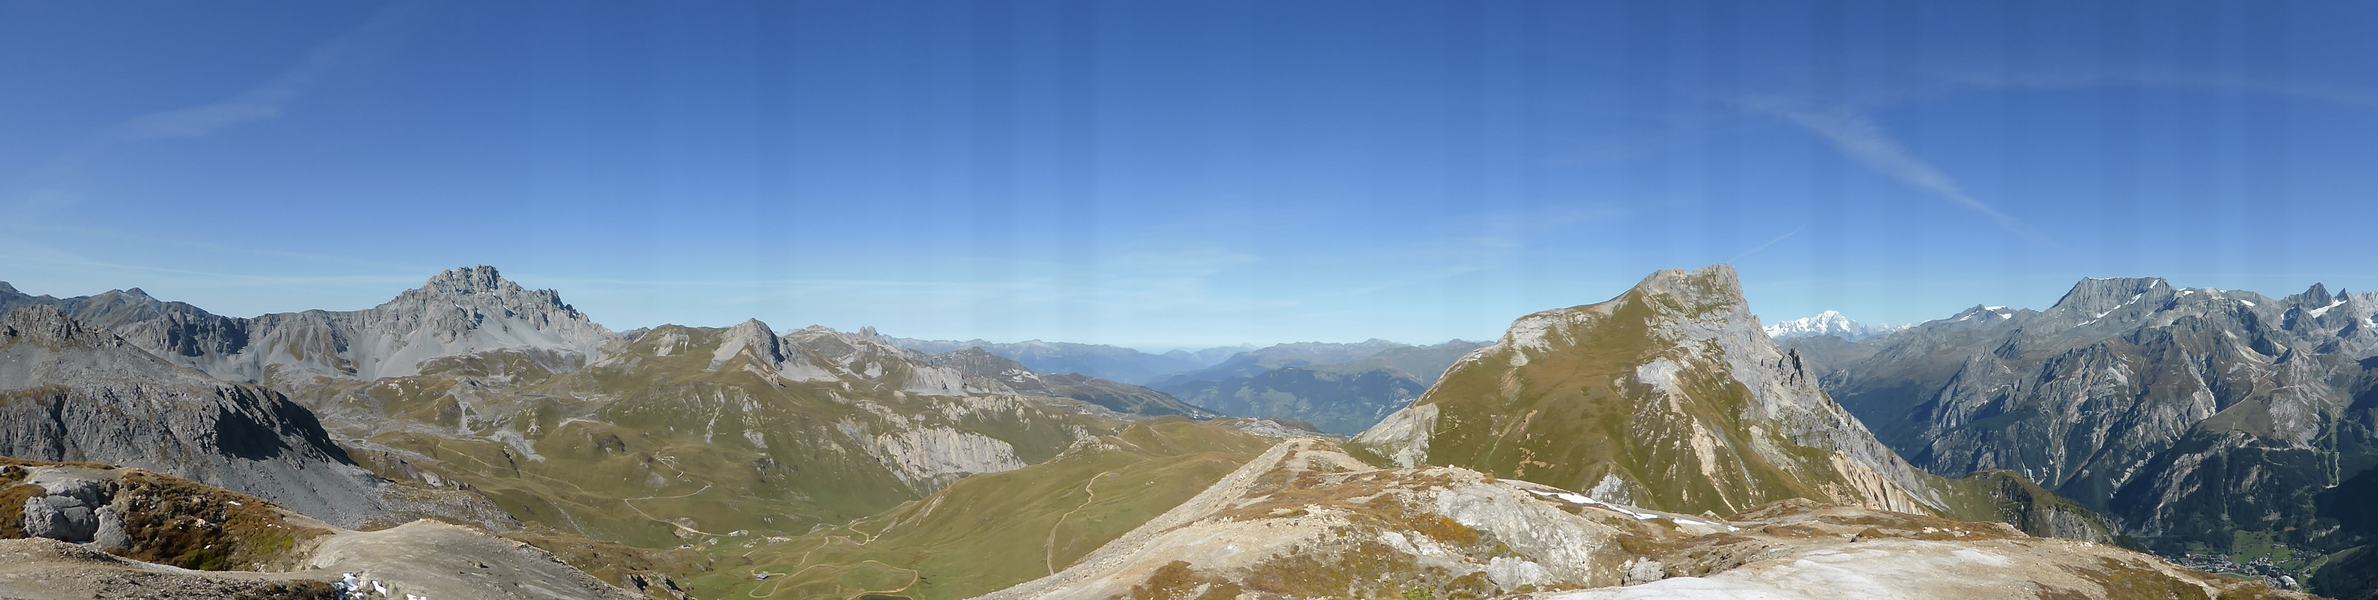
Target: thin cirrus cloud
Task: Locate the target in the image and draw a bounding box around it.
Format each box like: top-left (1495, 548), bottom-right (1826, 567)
top-left (1759, 104), bottom-right (2057, 247)
top-left (43, 3), bottom-right (420, 175)
top-left (1728, 224), bottom-right (1806, 263)
top-left (1937, 67), bottom-right (2378, 113)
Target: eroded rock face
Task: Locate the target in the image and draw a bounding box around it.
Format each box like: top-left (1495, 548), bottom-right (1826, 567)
top-left (870, 427), bottom-right (1027, 488)
top-left (1825, 277), bottom-right (2378, 552)
top-left (1354, 402), bottom-right (1438, 468)
top-left (0, 306), bottom-right (391, 528)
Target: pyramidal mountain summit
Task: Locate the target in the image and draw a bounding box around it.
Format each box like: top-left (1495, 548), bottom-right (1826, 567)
top-left (0, 264), bottom-right (2348, 599)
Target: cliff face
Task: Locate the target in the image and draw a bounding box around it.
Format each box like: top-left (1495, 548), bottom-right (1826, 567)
top-left (1826, 277), bottom-right (2378, 553)
top-left (0, 306), bottom-right (390, 527)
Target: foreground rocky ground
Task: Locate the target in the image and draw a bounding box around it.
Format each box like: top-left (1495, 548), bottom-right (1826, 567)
top-left (0, 459), bottom-right (637, 600)
top-left (985, 438), bottom-right (2303, 600)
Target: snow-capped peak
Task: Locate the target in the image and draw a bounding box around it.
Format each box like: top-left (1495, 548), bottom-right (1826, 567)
top-left (1763, 311), bottom-right (1902, 341)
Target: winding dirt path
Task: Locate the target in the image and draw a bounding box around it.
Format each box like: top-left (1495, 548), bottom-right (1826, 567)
top-left (1045, 471), bottom-right (1116, 574)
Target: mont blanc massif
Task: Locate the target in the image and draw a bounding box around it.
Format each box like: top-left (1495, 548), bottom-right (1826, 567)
top-left (0, 264), bottom-right (2367, 599)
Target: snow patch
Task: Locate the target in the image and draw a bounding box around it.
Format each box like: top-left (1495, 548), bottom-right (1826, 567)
top-left (2309, 299), bottom-right (2347, 318)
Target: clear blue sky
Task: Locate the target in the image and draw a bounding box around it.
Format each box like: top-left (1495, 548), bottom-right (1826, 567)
top-left (5, 1), bottom-right (2376, 349)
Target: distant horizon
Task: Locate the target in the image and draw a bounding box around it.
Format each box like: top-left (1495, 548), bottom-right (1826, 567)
top-left (0, 263), bottom-right (2354, 352)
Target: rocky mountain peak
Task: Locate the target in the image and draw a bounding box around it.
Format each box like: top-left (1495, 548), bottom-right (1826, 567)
top-left (422, 265), bottom-right (508, 292)
top-left (2050, 277), bottom-right (2170, 315)
top-left (1947, 304), bottom-right (2019, 323)
top-left (399, 266), bottom-right (591, 320)
top-left (376, 267), bottom-right (582, 331)
top-left (398, 265), bottom-right (570, 312)
top-left (2300, 282), bottom-right (2334, 306)
top-left (712, 318), bottom-right (786, 369)
top-left (0, 281), bottom-right (18, 295)
top-left (1629, 264), bottom-right (1746, 313)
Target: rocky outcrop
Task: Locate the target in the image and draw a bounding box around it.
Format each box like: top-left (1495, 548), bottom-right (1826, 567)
top-left (18, 470), bottom-right (119, 547)
top-left (1352, 402), bottom-right (1436, 467)
top-left (868, 427), bottom-right (1027, 488)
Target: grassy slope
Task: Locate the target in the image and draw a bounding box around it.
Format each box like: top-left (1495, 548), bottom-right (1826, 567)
top-left (325, 327), bottom-right (1119, 550)
top-left (688, 419), bottom-right (1275, 600)
top-left (1934, 469), bottom-right (2119, 543)
top-left (1416, 282), bottom-right (1857, 517)
top-left (1403, 275), bottom-right (2118, 540)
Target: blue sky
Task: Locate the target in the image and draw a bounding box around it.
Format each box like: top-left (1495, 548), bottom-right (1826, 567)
top-left (5, 1), bottom-right (2377, 349)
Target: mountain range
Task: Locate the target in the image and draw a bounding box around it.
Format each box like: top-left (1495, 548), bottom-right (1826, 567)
top-left (885, 337), bottom-right (1247, 385)
top-left (1815, 276), bottom-right (2378, 588)
top-left (1763, 310), bottom-right (1904, 341)
top-left (894, 333), bottom-right (1492, 436)
top-left (1147, 339), bottom-right (1487, 435)
top-left (0, 264), bottom-right (2353, 599)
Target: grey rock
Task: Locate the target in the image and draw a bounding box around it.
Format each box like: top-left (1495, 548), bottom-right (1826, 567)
top-left (88, 506), bottom-right (127, 552)
top-left (0, 266), bottom-right (616, 390)
top-left (21, 497), bottom-right (81, 542)
top-left (1823, 276), bottom-right (2378, 553)
top-left (0, 305), bottom-right (392, 527)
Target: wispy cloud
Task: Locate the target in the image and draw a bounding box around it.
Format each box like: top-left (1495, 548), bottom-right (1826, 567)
top-left (1747, 101), bottom-right (2055, 246)
top-left (1939, 68), bottom-right (2378, 112)
top-left (1728, 224), bottom-right (1805, 263)
top-left (40, 3), bottom-right (418, 175)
